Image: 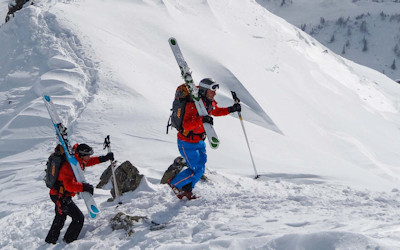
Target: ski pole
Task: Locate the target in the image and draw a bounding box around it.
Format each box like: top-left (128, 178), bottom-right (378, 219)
top-left (103, 135), bottom-right (122, 203)
top-left (231, 91), bottom-right (260, 179)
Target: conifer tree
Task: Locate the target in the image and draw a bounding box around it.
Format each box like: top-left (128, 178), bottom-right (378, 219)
top-left (362, 37), bottom-right (368, 52)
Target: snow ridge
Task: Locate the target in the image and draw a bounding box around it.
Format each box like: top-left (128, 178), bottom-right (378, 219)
top-left (0, 4), bottom-right (98, 159)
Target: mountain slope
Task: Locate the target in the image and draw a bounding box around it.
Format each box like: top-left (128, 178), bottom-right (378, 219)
top-left (257, 0), bottom-right (400, 80)
top-left (1, 0), bottom-right (400, 248)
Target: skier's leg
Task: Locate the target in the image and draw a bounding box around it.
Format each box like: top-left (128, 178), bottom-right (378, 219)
top-left (170, 139), bottom-right (197, 189)
top-left (171, 168), bottom-right (194, 188)
top-left (189, 140), bottom-right (207, 190)
top-left (45, 195), bottom-right (67, 244)
top-left (172, 140), bottom-right (206, 190)
top-left (62, 198), bottom-right (84, 243)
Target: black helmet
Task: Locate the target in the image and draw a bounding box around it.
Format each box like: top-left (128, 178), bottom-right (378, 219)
top-left (199, 78), bottom-right (219, 96)
top-left (76, 143), bottom-right (94, 157)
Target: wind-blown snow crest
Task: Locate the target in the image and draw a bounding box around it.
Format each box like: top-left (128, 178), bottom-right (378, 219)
top-left (0, 4), bottom-right (98, 159)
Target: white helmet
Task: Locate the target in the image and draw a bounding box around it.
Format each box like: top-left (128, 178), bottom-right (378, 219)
top-left (199, 78), bottom-right (219, 96)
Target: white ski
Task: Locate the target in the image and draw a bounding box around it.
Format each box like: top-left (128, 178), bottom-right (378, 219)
top-left (43, 95), bottom-right (100, 219)
top-left (168, 37), bottom-right (220, 149)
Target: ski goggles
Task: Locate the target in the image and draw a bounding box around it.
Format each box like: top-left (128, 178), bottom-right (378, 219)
top-left (78, 149), bottom-right (94, 156)
top-left (201, 82), bottom-right (219, 91)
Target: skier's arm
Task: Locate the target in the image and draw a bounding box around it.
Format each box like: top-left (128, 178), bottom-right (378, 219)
top-left (210, 105), bottom-right (229, 116)
top-left (85, 157), bottom-right (101, 167)
top-left (86, 152), bottom-right (114, 167)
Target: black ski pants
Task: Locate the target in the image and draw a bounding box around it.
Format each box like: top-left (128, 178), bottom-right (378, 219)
top-left (45, 194), bottom-right (84, 244)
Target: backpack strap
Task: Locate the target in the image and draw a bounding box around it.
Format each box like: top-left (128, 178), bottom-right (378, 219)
top-left (166, 109), bottom-right (173, 134)
top-left (180, 130), bottom-right (206, 140)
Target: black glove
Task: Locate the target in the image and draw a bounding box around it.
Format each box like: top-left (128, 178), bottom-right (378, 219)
top-left (82, 183), bottom-right (94, 195)
top-left (99, 152), bottom-right (114, 162)
top-left (202, 115), bottom-right (214, 125)
top-left (228, 103), bottom-right (241, 113)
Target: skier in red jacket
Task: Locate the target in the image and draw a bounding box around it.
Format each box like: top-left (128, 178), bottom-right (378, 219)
top-left (168, 78), bottom-right (241, 199)
top-left (45, 143), bottom-right (113, 244)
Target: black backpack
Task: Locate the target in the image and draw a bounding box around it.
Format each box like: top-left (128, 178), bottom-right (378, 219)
top-left (167, 84), bottom-right (192, 134)
top-left (45, 144), bottom-right (66, 189)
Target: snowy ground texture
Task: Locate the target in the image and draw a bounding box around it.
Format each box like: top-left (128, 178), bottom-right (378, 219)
top-left (2, 0), bottom-right (400, 249)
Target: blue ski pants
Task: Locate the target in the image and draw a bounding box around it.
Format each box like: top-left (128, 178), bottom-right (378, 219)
top-left (170, 139), bottom-right (207, 190)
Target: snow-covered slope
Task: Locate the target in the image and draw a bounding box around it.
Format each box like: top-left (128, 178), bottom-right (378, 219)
top-left (1, 0), bottom-right (400, 248)
top-left (0, 0), bottom-right (10, 22)
top-left (257, 0), bottom-right (400, 81)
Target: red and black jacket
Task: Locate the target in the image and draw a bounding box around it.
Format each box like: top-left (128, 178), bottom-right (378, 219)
top-left (49, 154), bottom-right (101, 197)
top-left (178, 98), bottom-right (229, 143)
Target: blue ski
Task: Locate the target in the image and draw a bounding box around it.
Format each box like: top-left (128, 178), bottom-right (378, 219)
top-left (43, 95), bottom-right (100, 219)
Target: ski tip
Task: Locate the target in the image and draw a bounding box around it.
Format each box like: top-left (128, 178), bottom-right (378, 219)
top-left (89, 212), bottom-right (97, 219)
top-left (43, 95), bottom-right (51, 102)
top-left (169, 37), bottom-right (177, 46)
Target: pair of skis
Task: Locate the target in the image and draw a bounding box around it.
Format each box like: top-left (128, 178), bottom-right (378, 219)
top-left (43, 95), bottom-right (100, 219)
top-left (168, 38), bottom-right (220, 149)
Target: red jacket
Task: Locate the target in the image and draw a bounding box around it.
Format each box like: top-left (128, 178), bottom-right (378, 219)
top-left (50, 154), bottom-right (101, 197)
top-left (178, 98), bottom-right (229, 143)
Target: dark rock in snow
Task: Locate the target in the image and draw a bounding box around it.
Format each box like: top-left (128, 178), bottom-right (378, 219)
top-left (96, 163), bottom-right (113, 189)
top-left (110, 212), bottom-right (147, 236)
top-left (97, 160), bottom-right (143, 200)
top-left (160, 156), bottom-right (208, 184)
top-left (160, 156), bottom-right (187, 184)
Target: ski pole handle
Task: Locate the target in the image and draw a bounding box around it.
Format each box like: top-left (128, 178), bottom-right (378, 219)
top-left (103, 135), bottom-right (111, 152)
top-left (231, 91), bottom-right (240, 104)
top-left (231, 91), bottom-right (243, 120)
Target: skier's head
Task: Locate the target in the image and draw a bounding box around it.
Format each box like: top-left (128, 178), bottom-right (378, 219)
top-left (76, 143), bottom-right (94, 158)
top-left (199, 78), bottom-right (219, 100)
